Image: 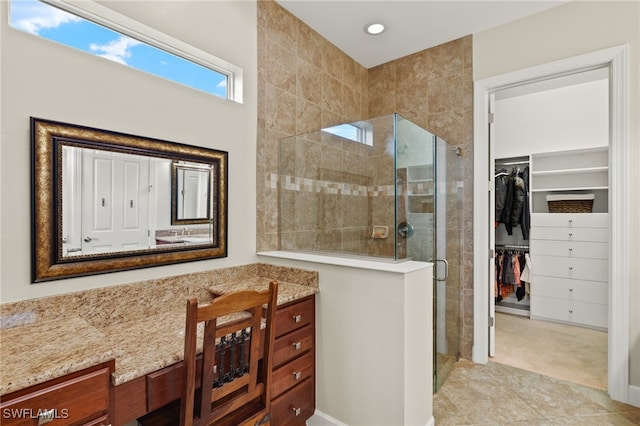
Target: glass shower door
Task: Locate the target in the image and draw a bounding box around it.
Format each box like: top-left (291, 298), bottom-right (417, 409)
top-left (432, 138), bottom-right (462, 391)
top-left (396, 115), bottom-right (462, 392)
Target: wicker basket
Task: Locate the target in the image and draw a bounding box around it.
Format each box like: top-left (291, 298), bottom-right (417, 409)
top-left (546, 194), bottom-right (594, 213)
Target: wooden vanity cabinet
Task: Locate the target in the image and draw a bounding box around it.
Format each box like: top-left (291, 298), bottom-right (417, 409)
top-left (0, 361), bottom-right (114, 426)
top-left (124, 295), bottom-right (316, 426)
top-left (271, 295), bottom-right (315, 425)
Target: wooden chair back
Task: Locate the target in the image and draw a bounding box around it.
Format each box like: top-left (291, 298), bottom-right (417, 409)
top-left (180, 281), bottom-right (278, 426)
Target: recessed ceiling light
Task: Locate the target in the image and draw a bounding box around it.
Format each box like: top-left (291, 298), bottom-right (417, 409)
top-left (365, 23), bottom-right (385, 35)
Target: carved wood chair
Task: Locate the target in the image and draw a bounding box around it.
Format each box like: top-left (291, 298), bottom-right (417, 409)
top-left (180, 281), bottom-right (278, 426)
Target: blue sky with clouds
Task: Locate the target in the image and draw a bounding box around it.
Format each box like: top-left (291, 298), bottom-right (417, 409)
top-left (9, 0), bottom-right (227, 98)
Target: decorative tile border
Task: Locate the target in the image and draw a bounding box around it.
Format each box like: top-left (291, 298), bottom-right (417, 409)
top-left (269, 173), bottom-right (395, 196)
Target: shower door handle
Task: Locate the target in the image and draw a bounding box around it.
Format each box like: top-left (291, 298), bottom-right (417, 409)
top-left (435, 258), bottom-right (449, 282)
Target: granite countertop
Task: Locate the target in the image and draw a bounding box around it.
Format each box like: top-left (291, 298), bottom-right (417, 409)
top-left (1, 317), bottom-right (115, 394)
top-left (0, 267), bottom-right (318, 395)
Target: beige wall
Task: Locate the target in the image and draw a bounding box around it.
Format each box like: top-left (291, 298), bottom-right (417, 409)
top-left (0, 1), bottom-right (259, 302)
top-left (473, 0), bottom-right (640, 386)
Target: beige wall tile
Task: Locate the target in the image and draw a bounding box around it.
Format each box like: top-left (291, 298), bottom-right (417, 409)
top-left (266, 41), bottom-right (297, 94)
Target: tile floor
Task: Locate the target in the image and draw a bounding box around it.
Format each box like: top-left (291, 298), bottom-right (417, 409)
top-left (433, 360), bottom-right (640, 425)
top-left (491, 312), bottom-right (607, 390)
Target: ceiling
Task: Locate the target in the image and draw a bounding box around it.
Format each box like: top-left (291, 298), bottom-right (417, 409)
top-left (277, 0), bottom-right (567, 68)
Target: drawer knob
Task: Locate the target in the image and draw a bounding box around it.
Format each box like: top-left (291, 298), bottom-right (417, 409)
top-left (568, 247), bottom-right (573, 252)
top-left (293, 407), bottom-right (302, 416)
top-left (293, 341), bottom-right (302, 350)
top-left (293, 371), bottom-right (302, 380)
top-left (568, 233), bottom-right (573, 237)
top-left (569, 309), bottom-right (573, 314)
top-left (293, 314), bottom-right (302, 323)
top-left (38, 409), bottom-right (56, 426)
top-left (569, 288), bottom-right (574, 292)
top-left (569, 266), bottom-right (573, 271)
top-left (569, 219), bottom-right (573, 223)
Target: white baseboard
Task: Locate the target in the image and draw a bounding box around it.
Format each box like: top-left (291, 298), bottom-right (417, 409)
top-left (306, 411), bottom-right (435, 426)
top-left (629, 385), bottom-right (640, 408)
top-left (306, 410), bottom-right (349, 426)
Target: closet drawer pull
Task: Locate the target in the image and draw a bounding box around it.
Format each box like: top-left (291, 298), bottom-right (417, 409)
top-left (293, 341), bottom-right (302, 350)
top-left (568, 247), bottom-right (573, 252)
top-left (293, 371), bottom-right (302, 380)
top-left (569, 309), bottom-right (574, 314)
top-left (569, 266), bottom-right (573, 270)
top-left (568, 219), bottom-right (573, 223)
top-left (292, 314), bottom-right (302, 323)
top-left (293, 407), bottom-right (301, 416)
top-left (568, 232), bottom-right (573, 237)
top-left (569, 288), bottom-right (574, 292)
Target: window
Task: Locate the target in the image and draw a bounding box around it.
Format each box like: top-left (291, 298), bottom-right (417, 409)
top-left (322, 121), bottom-right (373, 146)
top-left (8, 0), bottom-right (243, 102)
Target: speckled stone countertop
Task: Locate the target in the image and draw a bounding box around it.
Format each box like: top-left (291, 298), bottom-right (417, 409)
top-left (0, 263), bottom-right (318, 395)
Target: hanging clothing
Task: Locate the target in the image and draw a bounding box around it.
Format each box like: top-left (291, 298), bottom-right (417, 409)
top-left (494, 165), bottom-right (530, 239)
top-left (520, 167), bottom-right (531, 240)
top-left (495, 249), bottom-right (531, 304)
top-left (495, 168), bottom-right (509, 226)
top-left (500, 169), bottom-right (516, 235)
top-left (520, 252), bottom-right (532, 296)
top-left (510, 174), bottom-right (526, 228)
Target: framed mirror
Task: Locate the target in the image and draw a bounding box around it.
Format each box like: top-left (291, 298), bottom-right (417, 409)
top-left (32, 118), bottom-right (228, 282)
top-left (171, 162), bottom-right (211, 225)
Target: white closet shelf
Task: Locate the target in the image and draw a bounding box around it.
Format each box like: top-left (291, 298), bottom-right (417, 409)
top-left (532, 186), bottom-right (608, 192)
top-left (531, 166), bottom-right (608, 176)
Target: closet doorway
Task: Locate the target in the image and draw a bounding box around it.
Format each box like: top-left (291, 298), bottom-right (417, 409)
top-left (489, 68), bottom-right (609, 390)
top-left (473, 45), bottom-right (630, 404)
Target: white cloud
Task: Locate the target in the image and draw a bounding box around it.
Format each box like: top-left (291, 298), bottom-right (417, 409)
top-left (89, 36), bottom-right (141, 65)
top-left (10, 0), bottom-right (81, 34)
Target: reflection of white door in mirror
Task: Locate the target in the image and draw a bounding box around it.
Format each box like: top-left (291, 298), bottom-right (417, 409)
top-left (75, 149), bottom-right (150, 255)
top-left (179, 168), bottom-right (208, 219)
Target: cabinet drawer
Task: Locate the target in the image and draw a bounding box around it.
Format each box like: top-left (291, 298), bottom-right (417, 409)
top-left (0, 363), bottom-right (111, 426)
top-left (532, 226), bottom-right (608, 242)
top-left (272, 351), bottom-right (314, 398)
top-left (276, 297), bottom-right (314, 338)
top-left (531, 213), bottom-right (608, 228)
top-left (532, 255), bottom-right (607, 282)
top-left (272, 378), bottom-right (314, 426)
top-left (82, 414), bottom-right (109, 426)
top-left (531, 295), bottom-right (608, 329)
top-left (530, 240), bottom-right (608, 259)
top-left (273, 324), bottom-right (313, 368)
top-left (531, 276), bottom-right (608, 305)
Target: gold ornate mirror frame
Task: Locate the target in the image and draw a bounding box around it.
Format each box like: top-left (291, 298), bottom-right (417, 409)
top-left (32, 118), bottom-right (228, 282)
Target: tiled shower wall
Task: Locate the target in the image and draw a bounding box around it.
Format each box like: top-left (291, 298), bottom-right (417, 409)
top-left (367, 39), bottom-right (474, 359)
top-left (257, 0), bottom-right (474, 359)
top-left (256, 0), bottom-right (369, 252)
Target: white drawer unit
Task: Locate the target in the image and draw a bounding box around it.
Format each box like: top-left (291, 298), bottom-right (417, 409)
top-left (529, 240), bottom-right (608, 259)
top-left (532, 226), bottom-right (608, 242)
top-left (531, 213), bottom-right (608, 228)
top-left (530, 295), bottom-right (608, 329)
top-left (531, 275), bottom-right (608, 305)
top-left (528, 148), bottom-right (609, 330)
top-left (531, 255), bottom-right (608, 282)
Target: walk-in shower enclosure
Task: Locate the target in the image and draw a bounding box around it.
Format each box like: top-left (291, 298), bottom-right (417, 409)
top-left (279, 113), bottom-right (463, 390)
